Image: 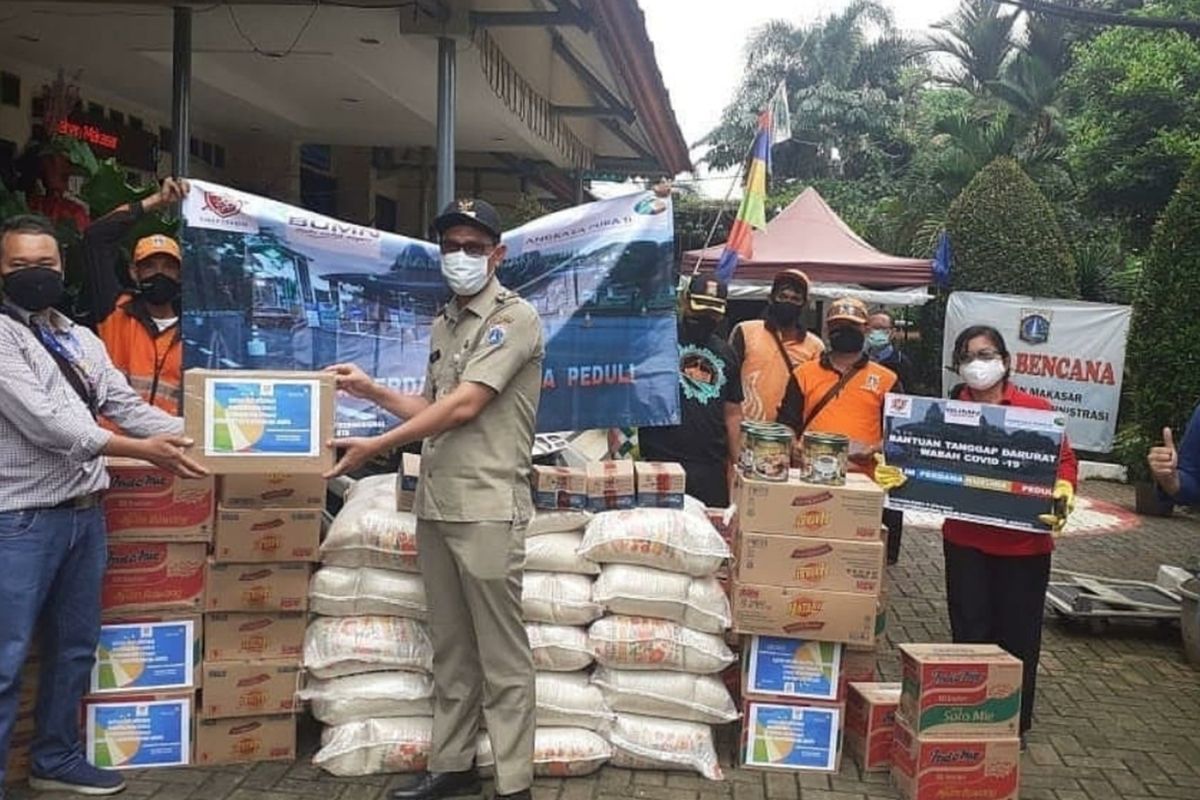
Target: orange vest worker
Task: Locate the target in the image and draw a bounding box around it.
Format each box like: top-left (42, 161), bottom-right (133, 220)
top-left (793, 354), bottom-right (898, 450)
top-left (733, 319), bottom-right (824, 422)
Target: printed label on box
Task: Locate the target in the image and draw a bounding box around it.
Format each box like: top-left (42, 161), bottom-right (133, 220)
top-left (86, 698), bottom-right (191, 769)
top-left (204, 378), bottom-right (321, 457)
top-left (745, 636), bottom-right (842, 702)
top-left (743, 702), bottom-right (841, 772)
top-left (90, 621), bottom-right (194, 694)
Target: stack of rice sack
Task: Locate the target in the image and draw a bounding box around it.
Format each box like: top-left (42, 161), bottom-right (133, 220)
top-left (581, 502), bottom-right (738, 781)
top-left (300, 474), bottom-right (436, 777)
top-left (516, 508), bottom-right (614, 778)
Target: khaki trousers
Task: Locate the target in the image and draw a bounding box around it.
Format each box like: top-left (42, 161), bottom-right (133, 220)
top-left (416, 517), bottom-right (534, 794)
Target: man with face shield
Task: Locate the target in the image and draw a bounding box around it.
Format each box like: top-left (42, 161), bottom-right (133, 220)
top-left (324, 199), bottom-right (543, 800)
top-left (83, 177), bottom-right (189, 415)
top-left (730, 268), bottom-right (824, 424)
top-left (639, 275), bottom-right (744, 507)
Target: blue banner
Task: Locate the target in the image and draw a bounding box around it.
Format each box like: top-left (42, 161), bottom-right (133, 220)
top-left (181, 181), bottom-right (679, 435)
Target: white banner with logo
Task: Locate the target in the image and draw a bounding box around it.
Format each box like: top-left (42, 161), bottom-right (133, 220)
top-left (942, 291), bottom-right (1132, 452)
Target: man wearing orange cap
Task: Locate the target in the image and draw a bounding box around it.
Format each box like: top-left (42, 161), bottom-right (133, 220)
top-left (83, 178), bottom-right (189, 415)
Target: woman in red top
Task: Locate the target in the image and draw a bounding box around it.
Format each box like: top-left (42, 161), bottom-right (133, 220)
top-left (943, 325), bottom-right (1078, 747)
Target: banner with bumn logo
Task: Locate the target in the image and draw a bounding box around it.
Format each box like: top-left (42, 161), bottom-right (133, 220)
top-left (943, 291), bottom-right (1131, 452)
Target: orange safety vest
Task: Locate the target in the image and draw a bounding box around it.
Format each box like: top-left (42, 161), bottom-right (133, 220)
top-left (734, 319), bottom-right (824, 422)
top-left (793, 355), bottom-right (897, 449)
top-left (97, 293), bottom-right (182, 416)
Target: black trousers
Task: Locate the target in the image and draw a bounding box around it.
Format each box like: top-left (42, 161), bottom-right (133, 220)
top-left (942, 539), bottom-right (1052, 735)
top-left (883, 508), bottom-right (904, 564)
top-left (681, 461), bottom-right (730, 508)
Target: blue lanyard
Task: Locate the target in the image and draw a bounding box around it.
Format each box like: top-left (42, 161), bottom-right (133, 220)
top-left (30, 317), bottom-right (99, 394)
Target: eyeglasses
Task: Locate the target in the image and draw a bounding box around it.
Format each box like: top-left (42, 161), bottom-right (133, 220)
top-left (440, 241), bottom-right (493, 257)
top-left (960, 348), bottom-right (1003, 363)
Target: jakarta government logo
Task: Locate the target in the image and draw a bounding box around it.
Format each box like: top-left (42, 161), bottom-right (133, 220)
top-left (1019, 309), bottom-right (1052, 345)
top-left (634, 196), bottom-right (669, 216)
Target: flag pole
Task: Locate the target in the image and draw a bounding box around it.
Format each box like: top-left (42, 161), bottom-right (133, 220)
top-left (690, 134), bottom-right (757, 276)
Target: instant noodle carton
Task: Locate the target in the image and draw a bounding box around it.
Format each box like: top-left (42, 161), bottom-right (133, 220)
top-left (103, 459), bottom-right (214, 542)
top-left (205, 561), bottom-right (310, 612)
top-left (102, 542), bottom-right (207, 614)
top-left (194, 713), bottom-right (297, 765)
top-left (838, 646), bottom-right (878, 700)
top-left (84, 692), bottom-right (193, 770)
top-left (740, 700), bottom-right (843, 773)
top-left (586, 460), bottom-right (636, 511)
top-left (899, 644), bottom-right (1022, 738)
top-left (735, 533), bottom-right (884, 594)
top-left (734, 473), bottom-right (883, 540)
top-left (204, 612), bottom-right (306, 662)
top-left (732, 582), bottom-right (877, 646)
top-left (218, 474), bottom-right (326, 509)
top-left (532, 465), bottom-right (588, 510)
top-left (635, 461), bottom-right (686, 509)
top-left (844, 682), bottom-right (901, 772)
top-left (890, 715), bottom-right (1020, 800)
top-left (397, 453), bottom-right (421, 512)
top-left (213, 507), bottom-right (321, 563)
top-left (742, 635), bottom-right (842, 703)
top-left (200, 661), bottom-right (301, 718)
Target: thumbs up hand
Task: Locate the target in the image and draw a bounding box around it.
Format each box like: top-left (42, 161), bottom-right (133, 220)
top-left (1147, 426), bottom-right (1181, 496)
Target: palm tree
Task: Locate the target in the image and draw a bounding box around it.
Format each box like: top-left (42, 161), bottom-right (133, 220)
top-left (929, 0), bottom-right (1021, 93)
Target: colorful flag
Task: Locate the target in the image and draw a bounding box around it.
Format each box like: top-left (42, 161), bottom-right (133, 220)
top-left (715, 117), bottom-right (771, 283)
top-left (765, 80), bottom-right (792, 147)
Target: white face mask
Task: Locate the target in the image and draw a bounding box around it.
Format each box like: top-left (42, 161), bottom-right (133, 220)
top-left (441, 250), bottom-right (491, 296)
top-left (960, 359), bottom-right (1006, 391)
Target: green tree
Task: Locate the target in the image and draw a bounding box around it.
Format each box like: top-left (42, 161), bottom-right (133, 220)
top-left (929, 0), bottom-right (1020, 92)
top-left (1127, 159), bottom-right (1200, 461)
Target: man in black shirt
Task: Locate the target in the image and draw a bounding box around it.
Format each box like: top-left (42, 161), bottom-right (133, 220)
top-left (639, 276), bottom-right (743, 507)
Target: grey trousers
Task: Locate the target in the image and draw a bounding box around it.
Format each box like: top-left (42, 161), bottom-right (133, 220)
top-left (416, 517), bottom-right (534, 794)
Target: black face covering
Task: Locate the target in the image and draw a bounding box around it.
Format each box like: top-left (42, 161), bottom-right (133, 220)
top-left (139, 273), bottom-right (181, 305)
top-left (2, 266), bottom-right (64, 312)
top-left (829, 326), bottom-right (866, 354)
top-left (766, 301), bottom-right (803, 329)
top-left (681, 314), bottom-right (719, 343)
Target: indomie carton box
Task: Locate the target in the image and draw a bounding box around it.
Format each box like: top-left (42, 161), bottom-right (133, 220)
top-left (218, 474), bottom-right (326, 509)
top-left (204, 612), bottom-right (306, 663)
top-left (102, 543), bottom-right (207, 614)
top-left (890, 716), bottom-right (1020, 800)
top-left (586, 461), bottom-right (636, 511)
top-left (734, 473), bottom-right (883, 540)
top-left (532, 465), bottom-right (587, 510)
top-left (194, 714), bottom-right (297, 765)
top-left (200, 661), bottom-right (301, 719)
top-left (635, 461), bottom-right (686, 509)
top-left (213, 507), bottom-right (321, 563)
top-left (732, 582), bottom-right (877, 646)
top-left (103, 459), bottom-right (214, 542)
top-left (205, 561), bottom-right (310, 612)
top-left (844, 682), bottom-right (901, 772)
top-left (735, 533), bottom-right (884, 594)
top-left (899, 644), bottom-right (1022, 739)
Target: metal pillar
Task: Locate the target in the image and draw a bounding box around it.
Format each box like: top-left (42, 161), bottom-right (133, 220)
top-left (435, 37), bottom-right (456, 211)
top-left (171, 6), bottom-right (191, 177)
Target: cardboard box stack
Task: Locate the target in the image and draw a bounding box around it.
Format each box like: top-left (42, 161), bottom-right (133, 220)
top-left (197, 473), bottom-right (323, 765)
top-left (891, 644), bottom-right (1022, 800)
top-left (844, 682), bottom-right (901, 772)
top-left (731, 471), bottom-right (887, 774)
top-left (89, 459), bottom-right (215, 771)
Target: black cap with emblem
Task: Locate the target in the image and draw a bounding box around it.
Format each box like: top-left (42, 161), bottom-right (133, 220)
top-left (432, 198), bottom-right (503, 242)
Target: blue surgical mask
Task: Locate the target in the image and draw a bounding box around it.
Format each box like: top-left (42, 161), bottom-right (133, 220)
top-left (866, 330), bottom-right (890, 350)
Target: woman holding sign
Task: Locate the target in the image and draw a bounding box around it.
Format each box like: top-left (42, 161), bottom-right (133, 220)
top-left (942, 325), bottom-right (1078, 749)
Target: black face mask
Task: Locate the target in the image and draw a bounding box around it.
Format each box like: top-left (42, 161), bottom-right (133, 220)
top-left (139, 273), bottom-right (181, 306)
top-left (766, 300), bottom-right (803, 329)
top-left (681, 314), bottom-right (719, 343)
top-left (3, 266), bottom-right (64, 312)
top-left (829, 327), bottom-right (866, 354)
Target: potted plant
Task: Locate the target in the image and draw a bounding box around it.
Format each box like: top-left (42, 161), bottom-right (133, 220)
top-left (1114, 425), bottom-right (1174, 517)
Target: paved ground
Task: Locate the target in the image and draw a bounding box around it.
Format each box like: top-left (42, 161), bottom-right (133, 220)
top-left (11, 481), bottom-right (1200, 800)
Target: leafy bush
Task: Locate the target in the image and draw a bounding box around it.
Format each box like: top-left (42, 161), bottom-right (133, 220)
top-left (1127, 159), bottom-right (1200, 469)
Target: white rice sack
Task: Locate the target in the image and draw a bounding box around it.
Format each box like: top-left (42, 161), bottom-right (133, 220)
top-left (524, 532), bottom-right (599, 575)
top-left (683, 494), bottom-right (709, 519)
top-left (536, 672), bottom-right (614, 731)
top-left (591, 667), bottom-right (738, 724)
top-left (313, 717), bottom-right (432, 777)
top-left (304, 616), bottom-right (433, 679)
top-left (322, 483), bottom-right (420, 572)
top-left (579, 509), bottom-right (729, 577)
top-left (607, 713), bottom-right (723, 781)
top-left (527, 510), bottom-right (592, 537)
top-left (309, 566), bottom-right (427, 619)
top-left (527, 623), bottom-right (592, 672)
top-left (592, 564), bottom-right (731, 634)
top-left (588, 616), bottom-right (733, 674)
top-left (299, 672), bottom-right (434, 726)
top-left (476, 728), bottom-right (610, 778)
top-left (522, 572), bottom-right (602, 625)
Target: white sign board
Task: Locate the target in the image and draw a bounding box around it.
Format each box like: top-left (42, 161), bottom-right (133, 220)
top-left (943, 292), bottom-right (1131, 452)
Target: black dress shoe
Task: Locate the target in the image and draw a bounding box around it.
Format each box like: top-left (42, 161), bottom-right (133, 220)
top-left (495, 791), bottom-right (531, 800)
top-left (391, 770), bottom-right (481, 800)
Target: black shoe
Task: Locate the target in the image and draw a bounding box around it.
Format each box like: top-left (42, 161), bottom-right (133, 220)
top-left (391, 770), bottom-right (481, 800)
top-left (495, 791), bottom-right (531, 800)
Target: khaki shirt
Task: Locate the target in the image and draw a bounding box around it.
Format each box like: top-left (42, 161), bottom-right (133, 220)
top-left (414, 277), bottom-right (544, 522)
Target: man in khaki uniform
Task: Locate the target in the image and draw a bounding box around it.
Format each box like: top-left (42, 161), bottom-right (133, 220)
top-left (326, 199), bottom-right (543, 800)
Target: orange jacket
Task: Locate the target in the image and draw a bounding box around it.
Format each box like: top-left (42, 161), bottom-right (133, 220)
top-left (730, 319), bottom-right (824, 423)
top-left (97, 293), bottom-right (182, 415)
top-left (789, 354), bottom-right (898, 448)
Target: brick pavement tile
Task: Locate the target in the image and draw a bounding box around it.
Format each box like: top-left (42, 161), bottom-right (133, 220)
top-left (1029, 743), bottom-right (1065, 766)
top-left (559, 778), bottom-right (596, 800)
top-left (793, 774), bottom-right (831, 791)
top-left (761, 773), bottom-right (797, 800)
top-left (1147, 752), bottom-right (1197, 777)
top-left (634, 772), bottom-right (668, 786)
top-left (188, 771), bottom-right (247, 799)
top-left (664, 774), bottom-right (710, 792)
top-left (731, 779), bottom-right (766, 800)
top-left (792, 790), bottom-right (866, 800)
top-left (1054, 792), bottom-right (1092, 800)
top-left (532, 785), bottom-right (559, 800)
top-left (597, 769), bottom-right (634, 792)
top-left (240, 762), bottom-right (292, 790)
top-left (627, 784), bottom-right (696, 800)
top-left (334, 784), bottom-right (385, 800)
top-left (1141, 785), bottom-right (1200, 799)
top-left (1076, 778), bottom-right (1124, 800)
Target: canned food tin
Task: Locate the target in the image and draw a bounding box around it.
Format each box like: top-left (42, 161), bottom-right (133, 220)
top-left (801, 431), bottom-right (850, 485)
top-left (743, 422), bottom-right (794, 482)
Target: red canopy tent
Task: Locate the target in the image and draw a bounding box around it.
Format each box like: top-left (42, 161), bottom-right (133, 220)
top-left (682, 187), bottom-right (933, 289)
